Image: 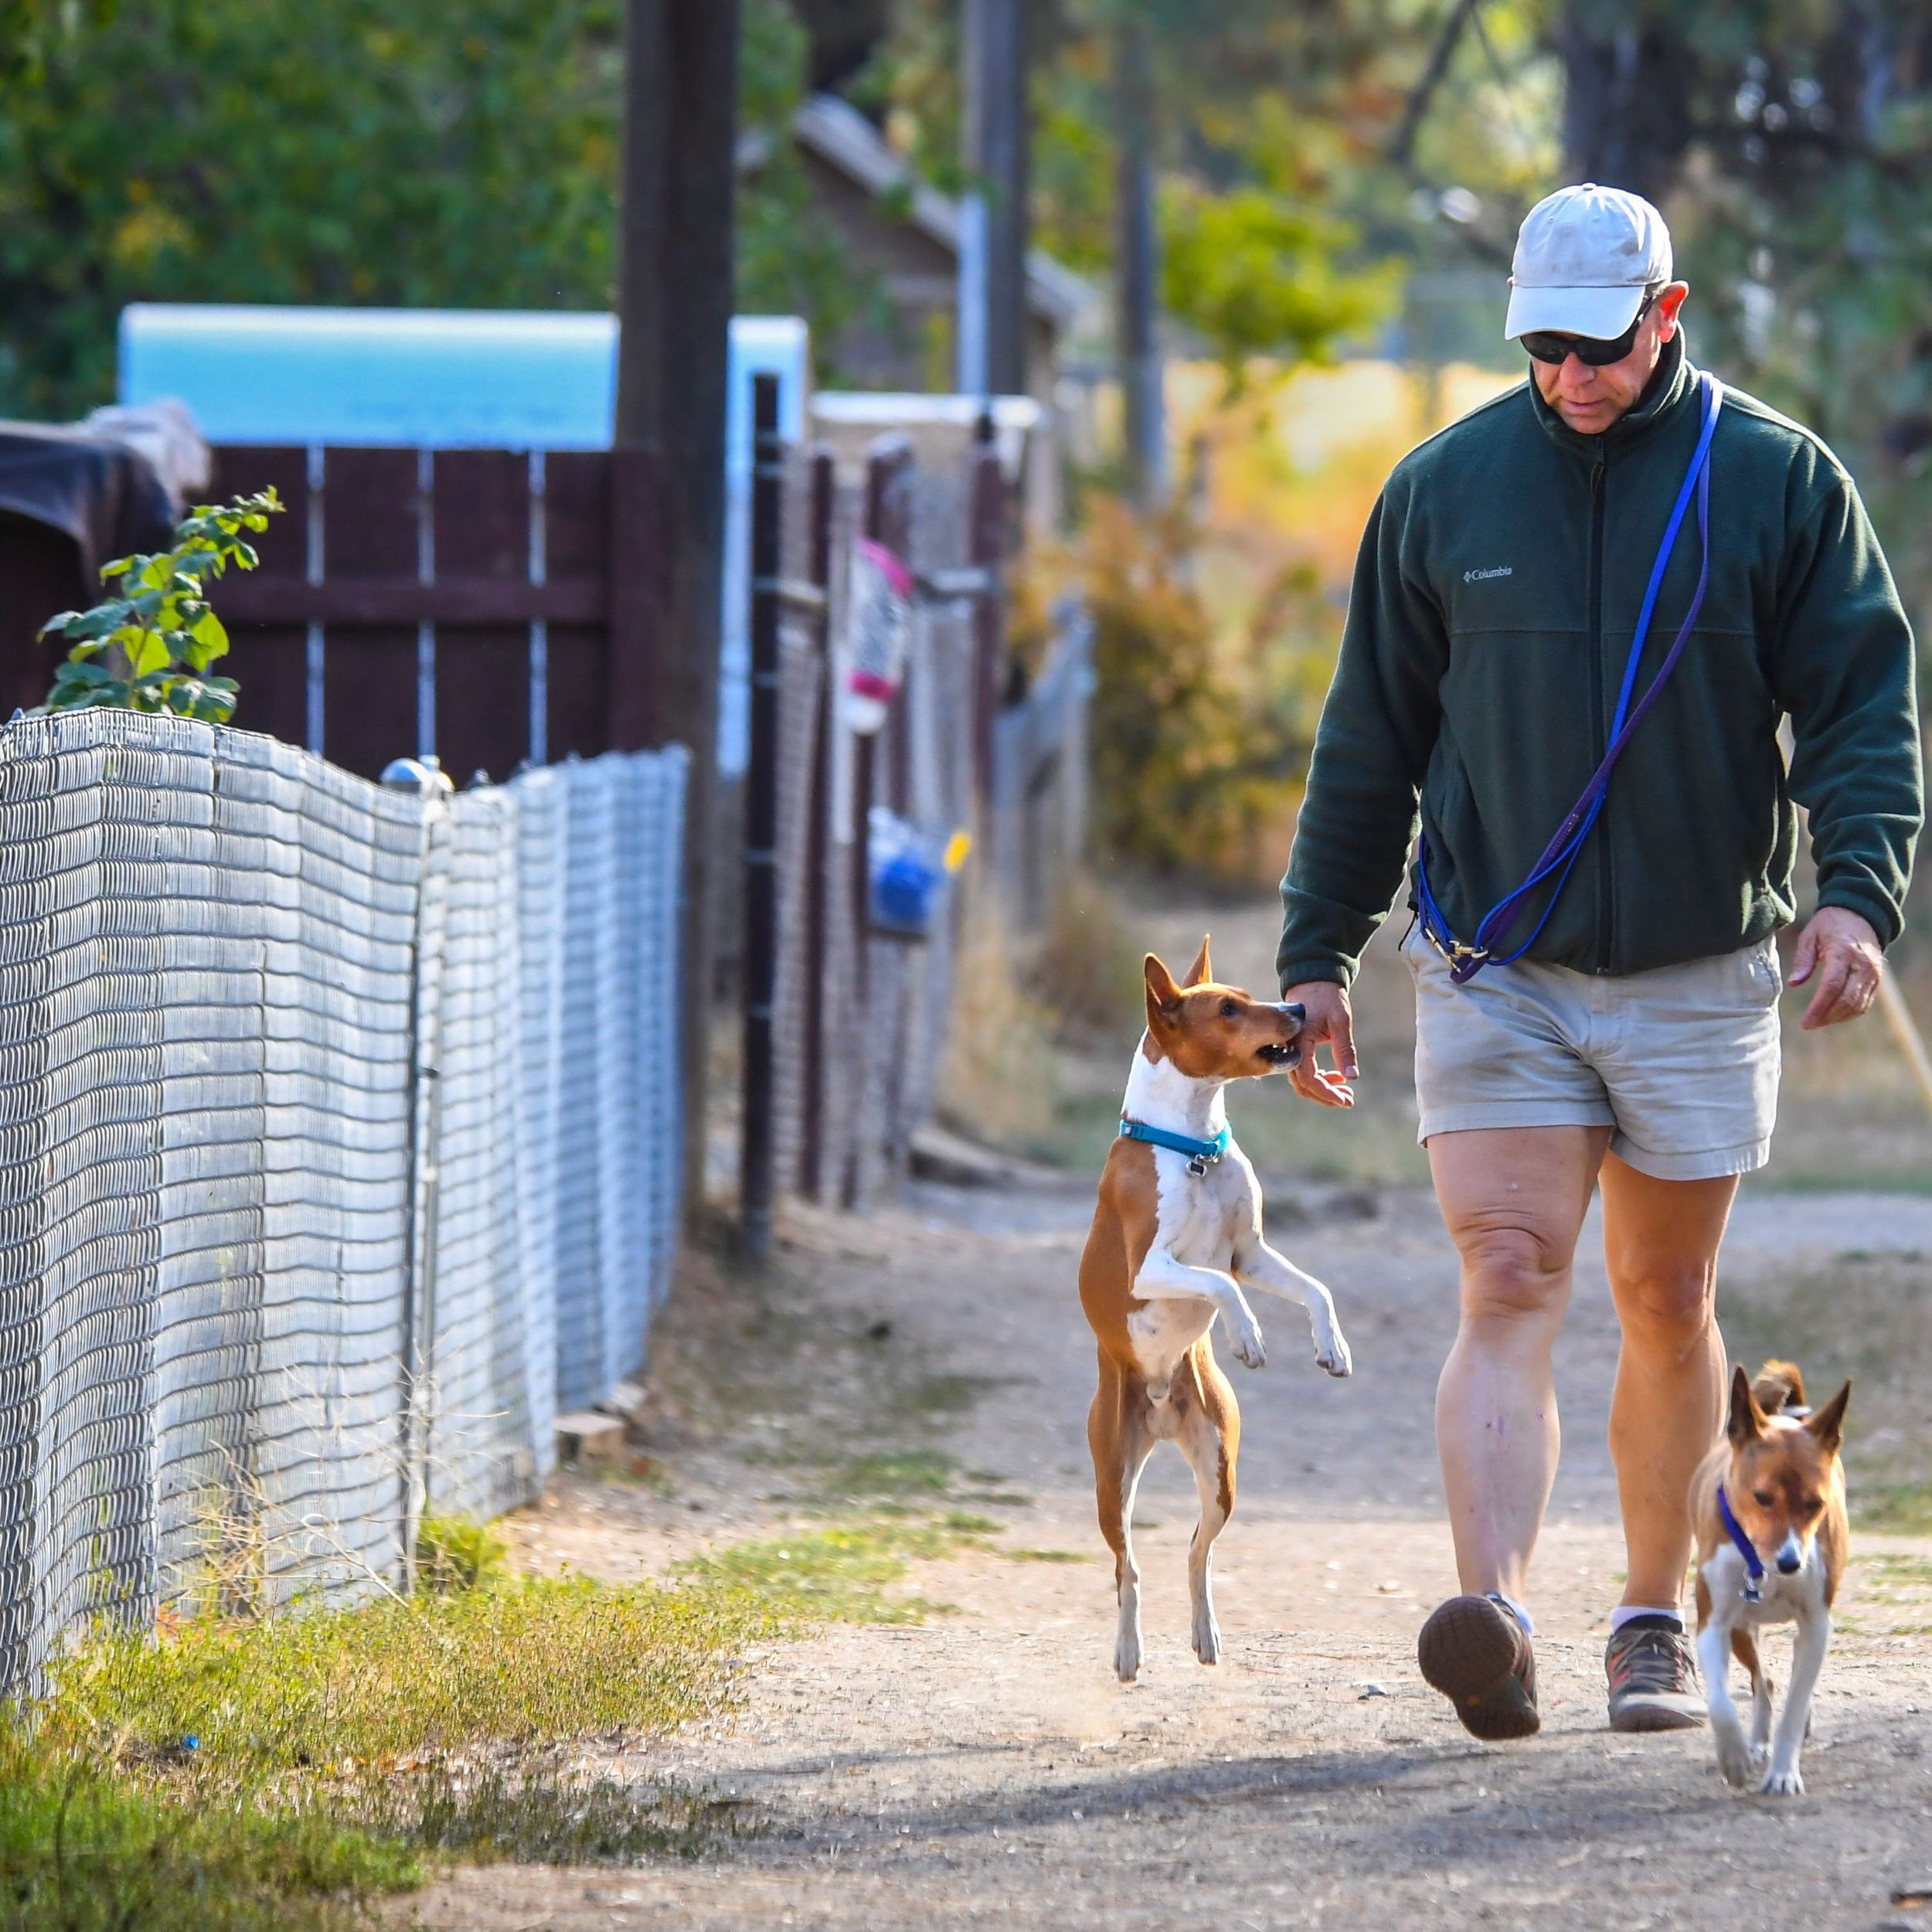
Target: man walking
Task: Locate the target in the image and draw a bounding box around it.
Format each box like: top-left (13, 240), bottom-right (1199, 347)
top-left (1277, 183), bottom-right (1922, 1738)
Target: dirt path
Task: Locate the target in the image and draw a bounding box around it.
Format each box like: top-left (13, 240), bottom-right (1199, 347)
top-left (415, 1177), bottom-right (1932, 1932)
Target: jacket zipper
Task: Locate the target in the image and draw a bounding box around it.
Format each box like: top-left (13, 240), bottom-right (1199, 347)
top-left (1588, 443), bottom-right (1611, 973)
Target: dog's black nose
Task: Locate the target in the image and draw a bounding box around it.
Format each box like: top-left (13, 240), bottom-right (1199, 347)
top-left (1284, 1002), bottom-right (1305, 1026)
top-left (1777, 1552), bottom-right (1802, 1573)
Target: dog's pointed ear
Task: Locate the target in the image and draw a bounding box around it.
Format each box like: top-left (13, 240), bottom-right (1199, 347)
top-left (1144, 952), bottom-right (1182, 1022)
top-left (1804, 1378), bottom-right (1852, 1454)
top-left (1182, 934), bottom-right (1213, 988)
top-left (1726, 1363), bottom-right (1766, 1445)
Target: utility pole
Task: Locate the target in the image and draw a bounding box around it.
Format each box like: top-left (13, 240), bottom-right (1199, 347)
top-left (1115, 14), bottom-right (1162, 506)
top-left (614, 0), bottom-right (741, 1221)
top-left (960, 0), bottom-right (1029, 400)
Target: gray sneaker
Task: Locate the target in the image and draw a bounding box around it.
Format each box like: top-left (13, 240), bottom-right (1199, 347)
top-left (1605, 1619), bottom-right (1706, 1732)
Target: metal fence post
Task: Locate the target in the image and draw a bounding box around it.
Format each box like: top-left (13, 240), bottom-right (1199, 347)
top-left (740, 374), bottom-right (784, 1257)
top-left (386, 755), bottom-right (453, 1593)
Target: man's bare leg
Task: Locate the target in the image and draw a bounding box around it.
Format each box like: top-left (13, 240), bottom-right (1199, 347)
top-left (1430, 1125), bottom-right (1611, 1604)
top-left (1597, 1154), bottom-right (1736, 1611)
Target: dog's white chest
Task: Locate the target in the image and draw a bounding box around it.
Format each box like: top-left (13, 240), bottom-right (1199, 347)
top-left (1157, 1157), bottom-right (1247, 1270)
top-left (1124, 1155), bottom-right (1252, 1372)
top-left (1703, 1546), bottom-right (1826, 1626)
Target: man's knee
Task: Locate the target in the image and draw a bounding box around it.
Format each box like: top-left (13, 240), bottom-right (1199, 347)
top-left (1454, 1222), bottom-right (1572, 1324)
top-left (1616, 1264), bottom-right (1716, 1353)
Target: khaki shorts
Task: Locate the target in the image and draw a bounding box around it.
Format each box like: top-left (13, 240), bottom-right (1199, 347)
top-left (1403, 927), bottom-right (1783, 1181)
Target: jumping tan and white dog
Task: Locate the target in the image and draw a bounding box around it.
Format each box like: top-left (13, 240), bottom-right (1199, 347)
top-left (1078, 939), bottom-right (1352, 1682)
top-left (1691, 1359), bottom-right (1852, 1797)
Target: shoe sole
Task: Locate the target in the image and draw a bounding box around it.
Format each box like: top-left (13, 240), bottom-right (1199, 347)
top-left (1608, 1698), bottom-right (1706, 1733)
top-left (1417, 1595), bottom-right (1540, 1741)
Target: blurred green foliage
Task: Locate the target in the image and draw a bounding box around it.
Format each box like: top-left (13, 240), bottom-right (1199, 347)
top-left (1558, 3), bottom-right (1932, 637)
top-left (0, 0), bottom-right (837, 417)
top-left (855, 0), bottom-right (1431, 370)
top-left (1073, 491), bottom-right (1335, 883)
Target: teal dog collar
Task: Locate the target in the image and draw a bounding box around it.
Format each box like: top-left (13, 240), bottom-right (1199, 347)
top-left (1119, 1117), bottom-right (1230, 1179)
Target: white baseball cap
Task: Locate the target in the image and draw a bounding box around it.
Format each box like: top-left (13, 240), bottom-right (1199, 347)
top-left (1504, 183), bottom-right (1673, 342)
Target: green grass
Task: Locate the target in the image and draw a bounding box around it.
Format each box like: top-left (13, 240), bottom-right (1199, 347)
top-left (0, 1731), bottom-right (416, 1931)
top-left (821, 1449), bottom-right (959, 1504)
top-left (674, 1518), bottom-right (1000, 1624)
top-left (1, 1563), bottom-right (780, 1923)
top-left (1856, 1481), bottom-right (1932, 1534)
top-left (415, 1512), bottom-right (509, 1596)
top-left (363, 1766), bottom-right (757, 1863)
top-left (39, 1578), bottom-right (773, 1787)
top-left (889, 1373), bottom-right (1006, 1423)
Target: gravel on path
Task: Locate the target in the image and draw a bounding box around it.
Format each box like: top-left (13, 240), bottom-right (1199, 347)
top-left (413, 1177), bottom-right (1932, 1932)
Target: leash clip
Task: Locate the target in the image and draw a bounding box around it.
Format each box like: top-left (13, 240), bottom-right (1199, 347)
top-left (1423, 922), bottom-right (1488, 973)
top-left (1741, 1578), bottom-right (1763, 1604)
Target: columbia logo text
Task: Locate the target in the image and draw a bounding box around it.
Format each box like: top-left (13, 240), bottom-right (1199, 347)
top-left (1464, 565), bottom-right (1514, 583)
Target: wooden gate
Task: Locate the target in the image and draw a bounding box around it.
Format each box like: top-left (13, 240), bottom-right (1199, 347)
top-left (211, 444), bottom-right (663, 782)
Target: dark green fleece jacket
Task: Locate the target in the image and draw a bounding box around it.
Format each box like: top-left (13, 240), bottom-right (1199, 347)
top-left (1277, 333), bottom-right (1923, 990)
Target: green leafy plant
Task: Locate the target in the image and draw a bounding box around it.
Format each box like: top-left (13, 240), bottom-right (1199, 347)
top-left (415, 1513), bottom-right (509, 1596)
top-left (36, 488), bottom-right (281, 721)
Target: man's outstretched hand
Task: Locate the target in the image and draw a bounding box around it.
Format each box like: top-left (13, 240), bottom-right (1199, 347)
top-left (1282, 980), bottom-right (1357, 1107)
top-left (1788, 906), bottom-right (1885, 1030)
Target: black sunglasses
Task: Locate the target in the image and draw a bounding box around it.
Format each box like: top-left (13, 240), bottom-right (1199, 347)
top-left (1519, 293), bottom-right (1658, 368)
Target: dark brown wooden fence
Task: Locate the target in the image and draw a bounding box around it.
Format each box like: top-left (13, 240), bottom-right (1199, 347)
top-left (209, 444), bottom-right (662, 782)
top-left (740, 425), bottom-right (1017, 1223)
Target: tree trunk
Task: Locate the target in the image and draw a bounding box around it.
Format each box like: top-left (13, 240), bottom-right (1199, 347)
top-left (1115, 17), bottom-right (1161, 506)
top-left (979, 0), bottom-right (1029, 398)
top-left (615, 0), bottom-right (741, 1224)
top-left (1555, 5), bottom-right (1692, 208)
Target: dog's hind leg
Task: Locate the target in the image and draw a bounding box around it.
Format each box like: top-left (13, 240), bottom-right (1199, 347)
top-left (1175, 1342), bottom-right (1240, 1666)
top-left (1732, 1627), bottom-right (1774, 1762)
top-left (1090, 1354), bottom-right (1157, 1682)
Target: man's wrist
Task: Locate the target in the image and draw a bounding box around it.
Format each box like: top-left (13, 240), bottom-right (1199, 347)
top-left (1811, 896), bottom-right (1891, 949)
top-left (1278, 961), bottom-right (1352, 996)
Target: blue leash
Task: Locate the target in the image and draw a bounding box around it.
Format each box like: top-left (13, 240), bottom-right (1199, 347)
top-left (1417, 372), bottom-right (1726, 984)
top-left (1716, 1483), bottom-right (1765, 1602)
top-left (1119, 1117), bottom-right (1230, 1179)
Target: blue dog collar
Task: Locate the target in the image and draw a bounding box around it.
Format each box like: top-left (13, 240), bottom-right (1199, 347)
top-left (1716, 1484), bottom-right (1765, 1602)
top-left (1119, 1117), bottom-right (1230, 1178)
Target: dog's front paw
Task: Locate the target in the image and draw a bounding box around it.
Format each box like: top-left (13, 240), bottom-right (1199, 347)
top-left (1225, 1311), bottom-right (1266, 1369)
top-left (1759, 1764), bottom-right (1804, 1798)
top-left (1114, 1630), bottom-right (1142, 1683)
top-left (1314, 1323), bottom-right (1352, 1379)
top-left (1713, 1724), bottom-right (1756, 1789)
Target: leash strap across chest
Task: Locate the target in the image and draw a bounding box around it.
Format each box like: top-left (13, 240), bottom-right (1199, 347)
top-left (1118, 1117), bottom-right (1230, 1179)
top-left (1716, 1483), bottom-right (1765, 1603)
top-left (1417, 371), bottom-right (1726, 984)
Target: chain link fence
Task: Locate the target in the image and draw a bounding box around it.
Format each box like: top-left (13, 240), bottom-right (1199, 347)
top-left (0, 710), bottom-right (685, 1701)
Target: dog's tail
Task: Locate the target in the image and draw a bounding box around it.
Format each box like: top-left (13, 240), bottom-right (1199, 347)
top-left (1751, 1359), bottom-right (1808, 1414)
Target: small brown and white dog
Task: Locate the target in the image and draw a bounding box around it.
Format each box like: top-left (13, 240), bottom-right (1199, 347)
top-left (1691, 1359), bottom-right (1851, 1797)
top-left (1078, 939), bottom-right (1351, 1682)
